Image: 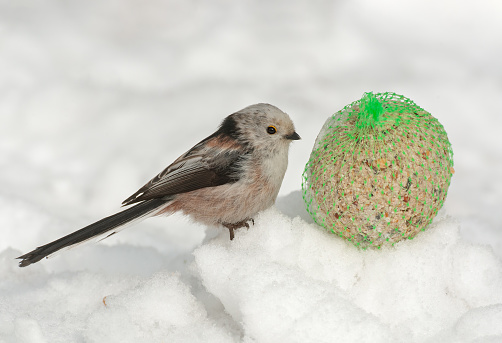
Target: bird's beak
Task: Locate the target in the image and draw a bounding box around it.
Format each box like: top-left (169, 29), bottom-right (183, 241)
top-left (286, 132), bottom-right (301, 140)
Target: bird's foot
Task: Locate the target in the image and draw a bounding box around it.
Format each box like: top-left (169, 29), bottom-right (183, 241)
top-left (222, 218), bottom-right (255, 240)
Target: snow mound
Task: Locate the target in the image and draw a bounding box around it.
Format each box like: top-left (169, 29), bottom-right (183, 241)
top-left (194, 207), bottom-right (502, 342)
top-left (1, 197), bottom-right (502, 342)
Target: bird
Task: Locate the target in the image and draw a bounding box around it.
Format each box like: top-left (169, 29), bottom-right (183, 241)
top-left (17, 103), bottom-right (300, 267)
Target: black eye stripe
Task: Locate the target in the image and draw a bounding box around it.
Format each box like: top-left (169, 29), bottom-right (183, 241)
top-left (267, 126), bottom-right (277, 134)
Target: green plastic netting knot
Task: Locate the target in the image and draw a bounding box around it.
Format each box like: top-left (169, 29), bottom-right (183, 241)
top-left (356, 92), bottom-right (385, 129)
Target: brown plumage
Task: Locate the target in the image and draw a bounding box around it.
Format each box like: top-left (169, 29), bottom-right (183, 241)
top-left (17, 103), bottom-right (300, 267)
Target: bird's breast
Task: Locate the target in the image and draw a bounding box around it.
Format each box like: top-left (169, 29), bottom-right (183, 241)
top-left (159, 149), bottom-right (290, 227)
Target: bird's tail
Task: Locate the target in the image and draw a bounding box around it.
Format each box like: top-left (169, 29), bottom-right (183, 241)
top-left (17, 198), bottom-right (169, 267)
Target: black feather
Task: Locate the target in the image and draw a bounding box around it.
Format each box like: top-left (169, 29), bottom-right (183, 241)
top-left (216, 115), bottom-right (240, 140)
top-left (17, 198), bottom-right (167, 267)
top-left (183, 115), bottom-right (240, 156)
top-left (122, 120), bottom-right (250, 206)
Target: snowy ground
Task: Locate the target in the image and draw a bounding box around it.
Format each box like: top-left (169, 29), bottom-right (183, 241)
top-left (1, 0), bottom-right (502, 342)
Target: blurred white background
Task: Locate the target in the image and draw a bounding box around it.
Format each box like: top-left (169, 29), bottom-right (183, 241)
top-left (2, 0), bottom-right (501, 251)
top-left (2, 1), bottom-right (502, 342)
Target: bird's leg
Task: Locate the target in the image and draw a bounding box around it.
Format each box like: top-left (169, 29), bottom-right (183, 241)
top-left (222, 218), bottom-right (254, 240)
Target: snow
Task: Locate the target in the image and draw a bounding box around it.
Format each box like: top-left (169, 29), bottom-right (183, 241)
top-left (1, 0), bottom-right (502, 342)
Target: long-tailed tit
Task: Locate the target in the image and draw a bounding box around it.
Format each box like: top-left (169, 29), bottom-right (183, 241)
top-left (18, 103), bottom-right (300, 267)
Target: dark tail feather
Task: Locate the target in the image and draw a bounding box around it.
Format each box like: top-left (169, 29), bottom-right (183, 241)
top-left (17, 198), bottom-right (168, 267)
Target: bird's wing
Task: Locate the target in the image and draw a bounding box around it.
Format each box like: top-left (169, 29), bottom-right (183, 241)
top-left (122, 134), bottom-right (246, 206)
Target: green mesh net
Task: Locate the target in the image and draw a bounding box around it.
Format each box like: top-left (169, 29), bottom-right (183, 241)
top-left (301, 92), bottom-right (454, 248)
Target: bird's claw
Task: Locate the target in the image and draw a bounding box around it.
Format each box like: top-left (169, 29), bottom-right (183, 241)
top-left (222, 218), bottom-right (254, 240)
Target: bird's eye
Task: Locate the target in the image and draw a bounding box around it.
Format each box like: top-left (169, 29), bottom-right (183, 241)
top-left (267, 126), bottom-right (277, 135)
